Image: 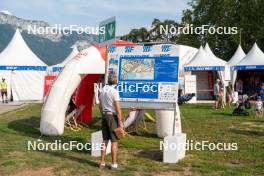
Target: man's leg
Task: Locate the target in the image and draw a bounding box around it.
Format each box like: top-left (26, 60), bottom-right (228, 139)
top-left (215, 100), bottom-right (218, 109)
top-left (4, 93), bottom-right (7, 103)
top-left (100, 140), bottom-right (109, 165)
top-left (1, 92), bottom-right (4, 103)
top-left (111, 141), bottom-right (118, 165)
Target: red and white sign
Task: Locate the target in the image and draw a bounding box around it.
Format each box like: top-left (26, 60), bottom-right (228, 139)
top-left (43, 76), bottom-right (56, 98)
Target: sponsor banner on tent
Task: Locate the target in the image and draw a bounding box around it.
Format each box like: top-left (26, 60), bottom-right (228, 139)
top-left (107, 44), bottom-right (179, 108)
top-left (0, 65), bottom-right (47, 71)
top-left (184, 66), bottom-right (225, 71)
top-left (234, 65), bottom-right (264, 70)
top-left (52, 67), bottom-right (62, 72)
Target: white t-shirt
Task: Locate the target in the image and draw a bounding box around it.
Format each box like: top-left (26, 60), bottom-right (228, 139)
top-left (99, 85), bottom-right (120, 113)
top-left (256, 101), bottom-right (263, 110)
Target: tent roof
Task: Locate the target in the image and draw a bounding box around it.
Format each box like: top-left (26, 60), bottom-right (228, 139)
top-left (234, 43), bottom-right (264, 70)
top-left (0, 29), bottom-right (47, 68)
top-left (53, 46), bottom-right (79, 67)
top-left (228, 45), bottom-right (246, 66)
top-left (184, 46), bottom-right (226, 71)
top-left (52, 46), bottom-right (79, 71)
top-left (204, 43), bottom-right (227, 65)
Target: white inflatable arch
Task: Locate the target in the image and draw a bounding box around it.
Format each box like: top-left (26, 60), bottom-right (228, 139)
top-left (40, 46), bottom-right (105, 136)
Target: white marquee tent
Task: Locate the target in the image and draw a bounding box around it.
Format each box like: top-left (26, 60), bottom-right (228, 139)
top-left (204, 43), bottom-right (230, 82)
top-left (52, 46), bottom-right (79, 72)
top-left (227, 45), bottom-right (246, 86)
top-left (184, 46), bottom-right (227, 99)
top-left (234, 43), bottom-right (264, 70)
top-left (0, 29), bottom-right (47, 101)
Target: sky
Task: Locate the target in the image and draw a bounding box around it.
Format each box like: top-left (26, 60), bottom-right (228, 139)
top-left (0, 0), bottom-right (190, 35)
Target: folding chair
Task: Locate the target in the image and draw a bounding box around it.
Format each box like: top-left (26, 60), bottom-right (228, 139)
top-left (65, 104), bottom-right (86, 131)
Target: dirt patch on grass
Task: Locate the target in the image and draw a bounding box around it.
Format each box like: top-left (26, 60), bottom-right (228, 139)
top-left (8, 151), bottom-right (25, 158)
top-left (156, 164), bottom-right (198, 176)
top-left (241, 122), bottom-right (264, 128)
top-left (11, 167), bottom-right (53, 176)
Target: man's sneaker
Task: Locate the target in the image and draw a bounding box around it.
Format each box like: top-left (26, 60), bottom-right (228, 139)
top-left (110, 164), bottom-right (119, 171)
top-left (99, 163), bottom-right (106, 170)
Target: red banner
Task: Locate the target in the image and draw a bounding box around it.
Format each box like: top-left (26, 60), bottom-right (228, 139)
top-left (43, 76), bottom-right (56, 98)
top-left (208, 71), bottom-right (213, 96)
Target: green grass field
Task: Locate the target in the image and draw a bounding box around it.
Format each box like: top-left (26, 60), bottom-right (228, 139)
top-left (0, 103), bottom-right (263, 176)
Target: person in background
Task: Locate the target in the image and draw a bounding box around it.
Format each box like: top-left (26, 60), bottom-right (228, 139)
top-left (213, 79), bottom-right (220, 109)
top-left (99, 74), bottom-right (123, 170)
top-left (255, 96), bottom-right (263, 118)
top-left (0, 78), bottom-right (8, 103)
top-left (219, 87), bottom-right (225, 109)
top-left (235, 79), bottom-right (243, 95)
top-left (226, 82), bottom-right (234, 107)
top-left (257, 83), bottom-right (264, 103)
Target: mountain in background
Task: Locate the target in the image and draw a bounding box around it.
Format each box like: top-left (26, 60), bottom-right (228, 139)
top-left (0, 12), bottom-right (98, 65)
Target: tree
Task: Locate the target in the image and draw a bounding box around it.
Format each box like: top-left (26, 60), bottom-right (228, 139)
top-left (177, 0), bottom-right (264, 60)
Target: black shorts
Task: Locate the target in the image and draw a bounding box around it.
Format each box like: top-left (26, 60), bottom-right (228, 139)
top-left (1, 91), bottom-right (7, 97)
top-left (101, 114), bottom-right (119, 142)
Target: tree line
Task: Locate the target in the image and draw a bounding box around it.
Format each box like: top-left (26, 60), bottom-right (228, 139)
top-left (121, 0), bottom-right (264, 61)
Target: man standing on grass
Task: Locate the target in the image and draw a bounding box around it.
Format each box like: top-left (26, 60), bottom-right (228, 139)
top-left (0, 78), bottom-right (8, 103)
top-left (99, 74), bottom-right (123, 170)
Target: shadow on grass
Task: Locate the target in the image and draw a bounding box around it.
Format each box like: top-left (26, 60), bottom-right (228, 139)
top-left (230, 129), bottom-right (264, 136)
top-left (135, 150), bottom-right (162, 162)
top-left (7, 116), bottom-right (93, 153)
top-left (249, 120), bottom-right (264, 123)
top-left (87, 117), bottom-right (101, 130)
top-left (212, 112), bottom-right (233, 117)
top-left (40, 150), bottom-right (98, 167)
top-left (128, 131), bottom-right (159, 139)
top-left (7, 116), bottom-right (42, 138)
top-left (6, 116), bottom-right (101, 167)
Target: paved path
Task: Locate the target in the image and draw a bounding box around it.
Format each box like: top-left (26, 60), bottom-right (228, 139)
top-left (0, 102), bottom-right (27, 114)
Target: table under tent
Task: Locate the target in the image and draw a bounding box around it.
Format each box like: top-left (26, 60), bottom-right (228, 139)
top-left (0, 29), bottom-right (47, 101)
top-left (184, 46), bottom-right (227, 100)
top-left (233, 43), bottom-right (264, 96)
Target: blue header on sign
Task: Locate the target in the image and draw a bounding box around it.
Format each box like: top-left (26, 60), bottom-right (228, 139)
top-left (0, 65), bottom-right (47, 71)
top-left (234, 65), bottom-right (264, 70)
top-left (184, 66), bottom-right (225, 71)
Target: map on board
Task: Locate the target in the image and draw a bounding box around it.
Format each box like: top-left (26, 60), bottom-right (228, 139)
top-left (120, 58), bottom-right (155, 80)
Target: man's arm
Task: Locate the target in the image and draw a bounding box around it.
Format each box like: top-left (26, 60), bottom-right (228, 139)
top-left (114, 101), bottom-right (123, 128)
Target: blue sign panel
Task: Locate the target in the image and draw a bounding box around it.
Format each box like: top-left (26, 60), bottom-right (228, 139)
top-left (117, 56), bottom-right (179, 99)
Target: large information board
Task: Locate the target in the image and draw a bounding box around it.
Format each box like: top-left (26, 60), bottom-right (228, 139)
top-left (107, 44), bottom-right (179, 109)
